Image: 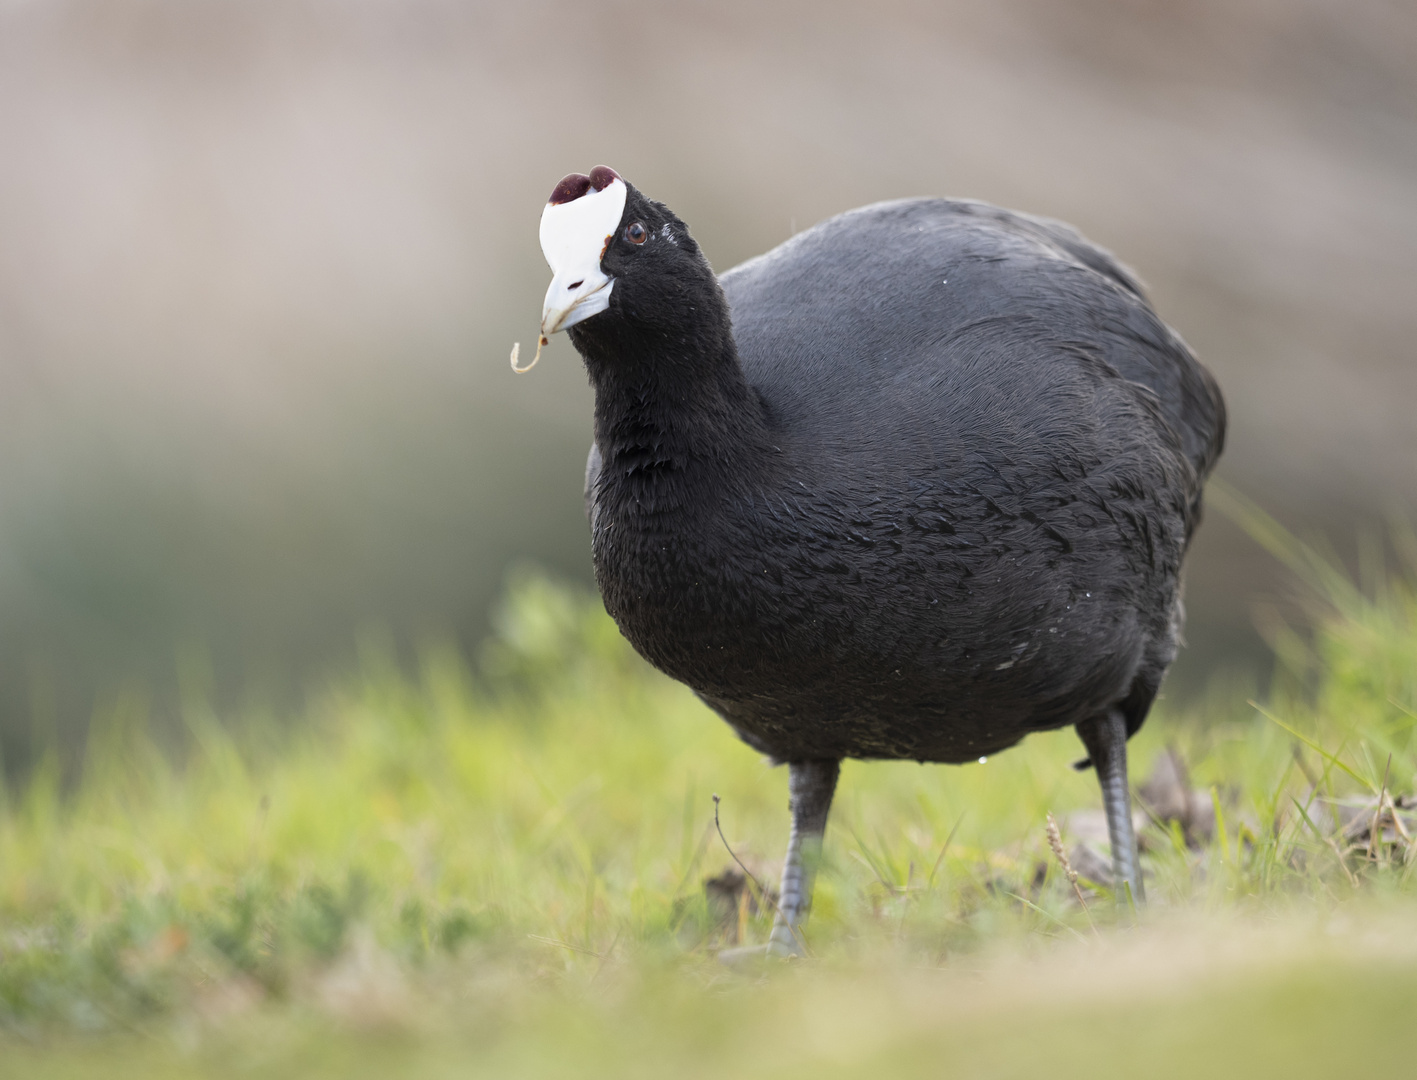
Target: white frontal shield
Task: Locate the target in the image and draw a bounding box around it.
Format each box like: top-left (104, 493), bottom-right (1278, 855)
top-left (540, 178), bottom-right (627, 335)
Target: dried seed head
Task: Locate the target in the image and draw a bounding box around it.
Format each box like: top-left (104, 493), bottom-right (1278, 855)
top-left (1046, 812), bottom-right (1078, 885)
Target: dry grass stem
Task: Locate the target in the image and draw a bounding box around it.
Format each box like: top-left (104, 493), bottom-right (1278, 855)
top-left (1045, 812), bottom-right (1095, 930)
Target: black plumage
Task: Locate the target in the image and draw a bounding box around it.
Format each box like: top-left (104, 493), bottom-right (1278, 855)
top-left (542, 170), bottom-right (1224, 951)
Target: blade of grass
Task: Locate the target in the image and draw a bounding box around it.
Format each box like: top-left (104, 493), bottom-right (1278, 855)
top-left (1001, 892), bottom-right (1088, 943)
top-left (927, 814), bottom-right (965, 891)
top-left (1253, 703), bottom-right (1376, 794)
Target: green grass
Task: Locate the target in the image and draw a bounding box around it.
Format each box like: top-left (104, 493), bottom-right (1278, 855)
top-left (3, 514), bottom-right (1417, 1077)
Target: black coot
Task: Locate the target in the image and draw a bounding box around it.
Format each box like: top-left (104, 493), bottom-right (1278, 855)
top-left (532, 166), bottom-right (1225, 955)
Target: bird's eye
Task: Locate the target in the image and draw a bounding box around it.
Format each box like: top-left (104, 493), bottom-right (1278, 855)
top-left (625, 222), bottom-right (648, 245)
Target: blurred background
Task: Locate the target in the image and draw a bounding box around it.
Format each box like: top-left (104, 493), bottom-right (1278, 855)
top-left (0, 0), bottom-right (1413, 771)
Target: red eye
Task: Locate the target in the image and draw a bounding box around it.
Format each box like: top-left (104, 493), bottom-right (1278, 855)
top-left (625, 222), bottom-right (648, 245)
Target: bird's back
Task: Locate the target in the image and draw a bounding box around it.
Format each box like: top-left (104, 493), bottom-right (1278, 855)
top-left (721, 198), bottom-right (1224, 493)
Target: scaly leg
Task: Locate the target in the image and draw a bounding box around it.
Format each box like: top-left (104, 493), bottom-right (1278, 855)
top-left (719, 758), bottom-right (840, 963)
top-left (1076, 709), bottom-right (1145, 904)
top-left (765, 759), bottom-right (841, 955)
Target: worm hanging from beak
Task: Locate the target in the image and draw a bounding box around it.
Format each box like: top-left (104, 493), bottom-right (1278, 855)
top-left (510, 335), bottom-right (548, 374)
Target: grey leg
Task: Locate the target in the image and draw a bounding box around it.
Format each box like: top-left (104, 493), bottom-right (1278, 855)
top-left (1075, 709), bottom-right (1145, 904)
top-left (718, 758), bottom-right (840, 964)
top-left (766, 759), bottom-right (841, 956)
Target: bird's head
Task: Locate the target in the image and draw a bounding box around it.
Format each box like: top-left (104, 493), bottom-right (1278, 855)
top-left (538, 166), bottom-right (714, 350)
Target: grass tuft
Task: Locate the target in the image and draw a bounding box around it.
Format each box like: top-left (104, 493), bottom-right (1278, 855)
top-left (1, 519), bottom-right (1416, 1075)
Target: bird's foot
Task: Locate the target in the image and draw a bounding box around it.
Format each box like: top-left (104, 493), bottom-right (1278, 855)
top-left (716, 934), bottom-right (806, 967)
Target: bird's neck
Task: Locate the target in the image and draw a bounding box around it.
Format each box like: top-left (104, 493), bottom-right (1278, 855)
top-left (576, 306), bottom-right (771, 509)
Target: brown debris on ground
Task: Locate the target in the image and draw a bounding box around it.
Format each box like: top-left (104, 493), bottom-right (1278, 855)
top-left (702, 867), bottom-right (776, 946)
top-left (1320, 794), bottom-right (1417, 866)
top-left (1065, 842), bottom-right (1117, 889)
top-left (1137, 746), bottom-right (1217, 847)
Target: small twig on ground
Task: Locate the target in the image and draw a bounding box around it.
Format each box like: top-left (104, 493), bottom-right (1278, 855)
top-left (1046, 812), bottom-right (1096, 932)
top-left (712, 795), bottom-right (775, 913)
